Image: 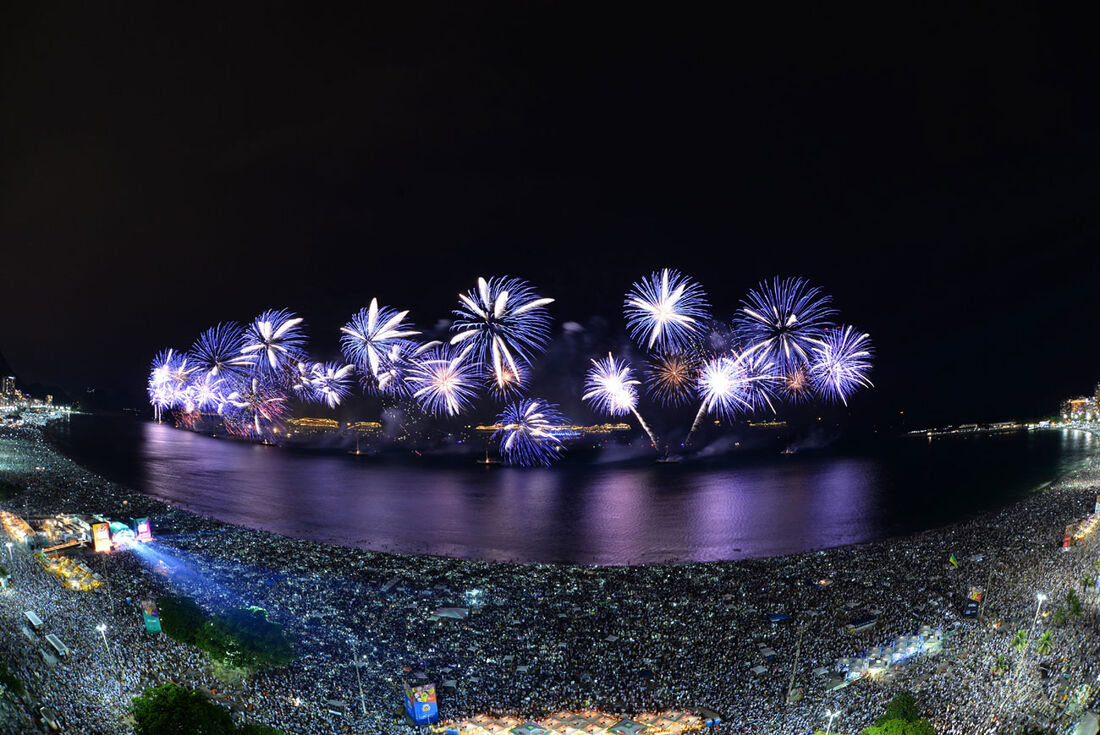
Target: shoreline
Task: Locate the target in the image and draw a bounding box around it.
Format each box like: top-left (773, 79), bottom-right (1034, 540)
top-left (2, 418), bottom-right (1100, 733)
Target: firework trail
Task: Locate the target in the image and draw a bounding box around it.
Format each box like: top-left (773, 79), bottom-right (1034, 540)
top-left (493, 399), bottom-right (568, 466)
top-left (450, 276), bottom-right (554, 395)
top-left (808, 325), bottom-right (874, 405)
top-left (733, 277), bottom-right (836, 374)
top-left (685, 347), bottom-right (778, 444)
top-left (406, 345), bottom-right (479, 416)
top-left (624, 268), bottom-right (710, 351)
top-left (340, 299), bottom-right (420, 386)
top-left (189, 323), bottom-right (253, 379)
top-left (242, 309), bottom-right (307, 377)
top-left (583, 353), bottom-right (659, 451)
top-left (645, 352), bottom-right (699, 407)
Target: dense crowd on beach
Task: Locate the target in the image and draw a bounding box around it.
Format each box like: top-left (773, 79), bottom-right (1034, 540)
top-left (0, 418), bottom-right (1098, 734)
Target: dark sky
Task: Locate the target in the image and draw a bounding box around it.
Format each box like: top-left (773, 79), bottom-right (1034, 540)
top-left (2, 4), bottom-right (1099, 426)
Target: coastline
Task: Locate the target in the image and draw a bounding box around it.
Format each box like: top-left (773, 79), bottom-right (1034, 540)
top-left (2, 419), bottom-right (1100, 733)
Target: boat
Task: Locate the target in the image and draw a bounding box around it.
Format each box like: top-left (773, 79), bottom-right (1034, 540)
top-left (477, 450), bottom-right (501, 466)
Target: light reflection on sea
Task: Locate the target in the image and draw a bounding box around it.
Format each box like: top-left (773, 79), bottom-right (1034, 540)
top-left (47, 416), bottom-right (1096, 565)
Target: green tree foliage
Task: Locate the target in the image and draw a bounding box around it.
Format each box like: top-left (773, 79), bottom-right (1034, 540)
top-left (1083, 575), bottom-right (1093, 591)
top-left (195, 606), bottom-right (294, 670)
top-left (1012, 629), bottom-right (1028, 652)
top-left (993, 653), bottom-right (1010, 674)
top-left (157, 596), bottom-right (207, 646)
top-left (861, 720), bottom-right (938, 735)
top-left (1053, 606), bottom-right (1067, 626)
top-left (1066, 589), bottom-right (1083, 617)
top-left (131, 683), bottom-right (233, 735)
top-left (0, 661), bottom-right (24, 697)
top-left (875, 692), bottom-right (921, 725)
top-left (1036, 630), bottom-right (1053, 656)
top-left (237, 724), bottom-right (287, 735)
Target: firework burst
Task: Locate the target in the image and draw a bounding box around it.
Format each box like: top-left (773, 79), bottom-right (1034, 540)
top-left (309, 362), bottom-right (355, 409)
top-left (493, 399), bottom-right (568, 467)
top-left (450, 276), bottom-right (554, 395)
top-left (780, 366), bottom-right (812, 403)
top-left (583, 353), bottom-right (640, 417)
top-left (583, 353), bottom-right (660, 450)
top-left (189, 323), bottom-right (253, 379)
top-left (624, 268), bottom-right (709, 351)
top-left (407, 346), bottom-right (479, 416)
top-left (808, 325), bottom-right (874, 405)
top-left (646, 352), bottom-right (699, 407)
top-left (224, 376), bottom-right (288, 436)
top-left (340, 299), bottom-right (420, 385)
top-left (686, 348), bottom-right (778, 441)
top-left (242, 309), bottom-right (307, 376)
top-left (733, 276), bottom-right (836, 373)
top-left (188, 372), bottom-right (227, 412)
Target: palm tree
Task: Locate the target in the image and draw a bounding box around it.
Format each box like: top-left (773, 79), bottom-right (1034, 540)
top-left (1036, 631), bottom-right (1053, 657)
top-left (1013, 629), bottom-right (1028, 653)
top-left (1067, 589), bottom-right (1083, 617)
top-left (993, 653), bottom-right (1010, 674)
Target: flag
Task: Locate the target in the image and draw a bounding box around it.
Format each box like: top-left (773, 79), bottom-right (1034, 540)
top-left (949, 554), bottom-right (958, 568)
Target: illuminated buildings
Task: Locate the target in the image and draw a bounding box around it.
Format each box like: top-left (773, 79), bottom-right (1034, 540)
top-left (1, 376), bottom-right (14, 397)
top-left (1061, 392), bottom-right (1099, 422)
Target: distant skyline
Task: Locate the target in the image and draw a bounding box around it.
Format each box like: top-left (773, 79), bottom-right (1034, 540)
top-left (3, 4), bottom-right (1100, 426)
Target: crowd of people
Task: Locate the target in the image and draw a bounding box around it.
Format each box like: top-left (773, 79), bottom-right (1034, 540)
top-left (0, 418), bottom-right (1098, 734)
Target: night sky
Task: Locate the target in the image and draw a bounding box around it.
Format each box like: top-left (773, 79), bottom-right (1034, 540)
top-left (2, 4), bottom-right (1099, 427)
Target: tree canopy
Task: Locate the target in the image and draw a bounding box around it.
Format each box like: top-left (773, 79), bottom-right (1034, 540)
top-left (157, 596), bottom-right (207, 645)
top-left (132, 684), bottom-right (287, 735)
top-left (131, 683), bottom-right (233, 735)
top-left (877, 692), bottom-right (921, 725)
top-left (195, 606), bottom-right (295, 670)
top-left (861, 719), bottom-right (938, 735)
top-left (237, 724), bottom-right (287, 735)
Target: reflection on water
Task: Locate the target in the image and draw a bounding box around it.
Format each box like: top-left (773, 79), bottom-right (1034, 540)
top-left (48, 416), bottom-right (1096, 565)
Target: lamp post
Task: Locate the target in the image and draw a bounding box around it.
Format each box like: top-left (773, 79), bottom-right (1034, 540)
top-left (1032, 593), bottom-right (1047, 630)
top-left (95, 623), bottom-right (110, 657)
top-left (824, 709), bottom-right (838, 735)
top-left (5, 542), bottom-right (12, 566)
top-left (96, 623), bottom-right (123, 697)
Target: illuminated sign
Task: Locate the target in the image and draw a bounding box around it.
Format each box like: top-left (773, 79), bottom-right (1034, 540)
top-left (133, 518), bottom-right (153, 543)
top-left (92, 523), bottom-right (111, 553)
top-left (403, 682), bottom-right (438, 725)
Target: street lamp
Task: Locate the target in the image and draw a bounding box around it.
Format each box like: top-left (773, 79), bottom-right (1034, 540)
top-left (1033, 593), bottom-right (1047, 628)
top-left (824, 709), bottom-right (839, 735)
top-left (5, 542), bottom-right (12, 566)
top-left (95, 623), bottom-right (110, 656)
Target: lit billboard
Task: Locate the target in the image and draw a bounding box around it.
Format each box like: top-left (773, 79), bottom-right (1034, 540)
top-left (133, 518), bottom-right (153, 543)
top-left (403, 682), bottom-right (438, 725)
top-left (92, 523), bottom-right (111, 553)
